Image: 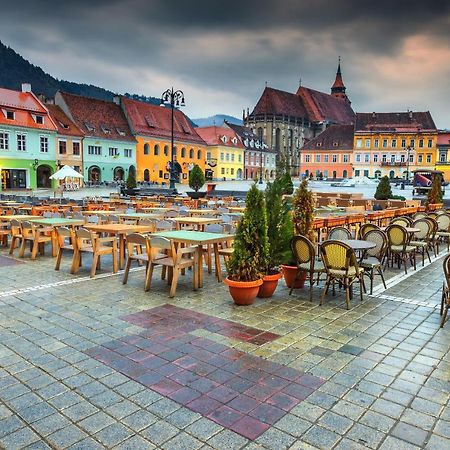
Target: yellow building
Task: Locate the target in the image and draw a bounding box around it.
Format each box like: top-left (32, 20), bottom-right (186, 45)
top-left (352, 112), bottom-right (438, 180)
top-left (121, 97), bottom-right (206, 184)
top-left (196, 126), bottom-right (245, 180)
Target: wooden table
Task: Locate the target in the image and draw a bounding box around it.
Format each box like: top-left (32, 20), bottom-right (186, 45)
top-left (0, 215), bottom-right (41, 222)
top-left (187, 209), bottom-right (217, 216)
top-left (228, 207), bottom-right (245, 212)
top-left (118, 213), bottom-right (162, 222)
top-left (85, 224), bottom-right (154, 269)
top-left (83, 210), bottom-right (118, 216)
top-left (153, 230), bottom-right (233, 287)
top-left (173, 217), bottom-right (222, 231)
top-left (141, 207), bottom-right (170, 213)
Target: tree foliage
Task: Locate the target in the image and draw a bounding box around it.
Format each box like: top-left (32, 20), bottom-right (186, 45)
top-left (188, 164), bottom-right (205, 192)
top-left (292, 179), bottom-right (315, 242)
top-left (265, 179), bottom-right (294, 272)
top-left (374, 176), bottom-right (393, 200)
top-left (126, 166), bottom-right (137, 189)
top-left (227, 185), bottom-right (269, 281)
top-left (427, 173), bottom-right (444, 205)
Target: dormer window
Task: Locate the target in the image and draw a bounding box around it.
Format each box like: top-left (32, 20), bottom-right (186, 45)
top-left (84, 122), bottom-right (95, 132)
top-left (333, 141), bottom-right (339, 147)
top-left (33, 115), bottom-right (44, 124)
top-left (231, 137), bottom-right (238, 145)
top-left (221, 136), bottom-right (228, 144)
top-left (3, 110), bottom-right (15, 120)
top-left (101, 124), bottom-right (111, 134)
top-left (116, 128), bottom-right (126, 136)
top-left (145, 115), bottom-right (155, 127)
top-left (180, 121), bottom-right (191, 134)
top-left (316, 142), bottom-right (322, 147)
top-left (58, 121), bottom-right (69, 130)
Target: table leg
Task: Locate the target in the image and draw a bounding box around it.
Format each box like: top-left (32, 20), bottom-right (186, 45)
top-left (213, 243), bottom-right (222, 282)
top-left (119, 234), bottom-right (125, 269)
top-left (197, 245), bottom-right (203, 288)
top-left (51, 229), bottom-right (57, 257)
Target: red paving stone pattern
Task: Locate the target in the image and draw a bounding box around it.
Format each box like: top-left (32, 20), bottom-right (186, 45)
top-left (85, 305), bottom-right (324, 440)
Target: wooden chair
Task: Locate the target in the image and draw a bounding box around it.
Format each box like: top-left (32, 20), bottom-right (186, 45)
top-left (0, 222), bottom-right (10, 247)
top-left (9, 219), bottom-right (22, 255)
top-left (328, 226), bottom-right (352, 240)
top-left (360, 229), bottom-right (387, 294)
top-left (73, 228), bottom-right (118, 277)
top-left (147, 236), bottom-right (197, 297)
top-left (440, 253), bottom-right (450, 327)
top-left (19, 221), bottom-right (53, 259)
top-left (55, 226), bottom-right (77, 272)
top-left (385, 224), bottom-right (416, 274)
top-left (320, 240), bottom-right (365, 309)
top-left (290, 235), bottom-right (325, 301)
top-left (123, 233), bottom-right (152, 289)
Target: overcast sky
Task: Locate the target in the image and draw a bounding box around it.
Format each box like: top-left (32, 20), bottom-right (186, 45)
top-left (1, 0), bottom-right (449, 127)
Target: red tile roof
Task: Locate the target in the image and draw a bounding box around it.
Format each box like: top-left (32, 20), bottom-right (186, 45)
top-left (250, 87), bottom-right (308, 119)
top-left (438, 131), bottom-right (450, 146)
top-left (46, 104), bottom-right (84, 137)
top-left (59, 92), bottom-right (135, 142)
top-left (297, 87), bottom-right (354, 124)
top-left (302, 124), bottom-right (354, 150)
top-left (196, 126), bottom-right (244, 148)
top-left (121, 97), bottom-right (205, 145)
top-left (0, 87), bottom-right (57, 131)
top-left (355, 112), bottom-right (436, 132)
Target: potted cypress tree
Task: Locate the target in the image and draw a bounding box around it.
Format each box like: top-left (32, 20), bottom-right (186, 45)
top-left (187, 164), bottom-right (206, 199)
top-left (258, 179), bottom-right (293, 297)
top-left (374, 175), bottom-right (392, 200)
top-left (225, 184), bottom-right (269, 305)
top-left (123, 166), bottom-right (138, 196)
top-left (282, 179), bottom-right (315, 288)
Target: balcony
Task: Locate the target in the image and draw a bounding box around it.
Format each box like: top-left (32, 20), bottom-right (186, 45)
top-left (381, 161), bottom-right (406, 167)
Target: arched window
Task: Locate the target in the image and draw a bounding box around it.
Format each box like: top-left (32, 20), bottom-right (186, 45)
top-left (275, 128), bottom-right (281, 151)
top-left (181, 147), bottom-right (186, 158)
top-left (164, 145), bottom-right (169, 156)
top-left (197, 149), bottom-right (202, 160)
top-left (144, 143), bottom-right (149, 155)
top-left (173, 146), bottom-right (177, 156)
top-left (189, 148), bottom-right (194, 158)
top-left (154, 144), bottom-right (159, 156)
top-left (143, 169), bottom-right (150, 181)
top-left (389, 170), bottom-right (395, 179)
top-left (343, 170), bottom-right (348, 178)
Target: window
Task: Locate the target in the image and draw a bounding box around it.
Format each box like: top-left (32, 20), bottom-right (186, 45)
top-left (440, 152), bottom-right (447, 163)
top-left (355, 170), bottom-right (360, 177)
top-left (400, 154), bottom-right (405, 163)
top-left (197, 150), bottom-right (202, 160)
top-left (88, 145), bottom-right (101, 155)
top-left (427, 139), bottom-right (433, 148)
top-left (73, 141), bottom-right (80, 156)
top-left (189, 148), bottom-right (194, 158)
top-left (144, 143), bottom-right (149, 155)
top-left (355, 154), bottom-right (361, 163)
top-left (4, 110), bottom-right (14, 120)
top-left (382, 139), bottom-right (388, 148)
top-left (373, 154), bottom-right (379, 163)
top-left (154, 144), bottom-right (159, 156)
top-left (332, 154), bottom-right (337, 163)
top-left (206, 152), bottom-right (211, 160)
top-left (401, 139), bottom-right (406, 148)
top-left (324, 154), bottom-right (329, 163)
top-left (164, 145), bottom-right (169, 156)
top-left (181, 147), bottom-right (186, 158)
top-left (220, 152), bottom-right (224, 161)
top-left (238, 154), bottom-right (242, 162)
top-left (382, 154), bottom-right (387, 162)
top-left (40, 136), bottom-right (48, 153)
top-left (34, 115), bottom-right (44, 124)
top-left (173, 147), bottom-right (177, 156)
top-left (125, 149), bottom-right (132, 158)
top-left (365, 139), bottom-right (370, 148)
top-left (315, 154), bottom-right (320, 162)
top-left (426, 153), bottom-right (431, 163)
top-left (231, 153), bottom-right (235, 162)
top-left (418, 154), bottom-right (423, 163)
top-left (374, 139), bottom-right (379, 148)
top-left (231, 168), bottom-right (234, 175)
top-left (58, 140), bottom-right (67, 154)
top-left (409, 153), bottom-right (414, 162)
top-left (109, 147), bottom-right (118, 157)
top-left (356, 139), bottom-right (362, 148)
top-left (305, 154), bottom-right (310, 163)
top-left (364, 154), bottom-right (370, 163)
top-left (419, 139), bottom-right (424, 148)
top-left (343, 154), bottom-right (349, 163)
top-left (390, 154), bottom-right (395, 163)
top-left (0, 131), bottom-right (9, 150)
top-left (392, 139), bottom-right (397, 148)
top-left (410, 139), bottom-right (415, 148)
top-left (17, 133), bottom-right (26, 151)
top-left (221, 167), bottom-right (225, 175)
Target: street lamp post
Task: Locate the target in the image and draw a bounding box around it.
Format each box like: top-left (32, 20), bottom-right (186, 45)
top-left (161, 87), bottom-right (185, 190)
top-left (406, 146), bottom-right (412, 182)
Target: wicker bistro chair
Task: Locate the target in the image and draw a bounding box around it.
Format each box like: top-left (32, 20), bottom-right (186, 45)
top-left (436, 213), bottom-right (450, 252)
top-left (290, 236), bottom-right (325, 301)
top-left (360, 229), bottom-right (387, 294)
top-left (328, 226), bottom-right (352, 240)
top-left (320, 240), bottom-right (365, 309)
top-left (390, 216), bottom-right (412, 227)
top-left (55, 226), bottom-right (77, 272)
top-left (440, 253), bottom-right (450, 327)
top-left (413, 212), bottom-right (427, 220)
top-left (426, 216), bottom-right (439, 256)
top-left (358, 223), bottom-right (380, 240)
top-left (385, 224), bottom-right (416, 274)
top-left (410, 219), bottom-right (433, 266)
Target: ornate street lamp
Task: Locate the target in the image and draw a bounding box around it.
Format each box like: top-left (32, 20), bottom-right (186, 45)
top-left (406, 146), bottom-right (412, 182)
top-left (259, 141), bottom-right (264, 184)
top-left (161, 87), bottom-right (185, 190)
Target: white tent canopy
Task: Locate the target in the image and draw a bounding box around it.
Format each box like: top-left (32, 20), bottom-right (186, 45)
top-left (50, 165), bottom-right (84, 180)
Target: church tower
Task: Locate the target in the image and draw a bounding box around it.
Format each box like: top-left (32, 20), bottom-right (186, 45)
top-left (331, 58), bottom-right (350, 104)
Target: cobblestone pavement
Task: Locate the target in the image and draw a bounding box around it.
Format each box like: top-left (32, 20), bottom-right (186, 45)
top-left (0, 245), bottom-right (449, 449)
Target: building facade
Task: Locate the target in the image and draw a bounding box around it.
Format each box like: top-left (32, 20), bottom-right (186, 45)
top-left (196, 126), bottom-right (244, 180)
top-left (435, 131), bottom-right (450, 180)
top-left (300, 124), bottom-right (353, 179)
top-left (46, 104), bottom-right (84, 174)
top-left (0, 84), bottom-right (57, 190)
top-left (55, 92), bottom-right (136, 183)
top-left (120, 97), bottom-right (206, 185)
top-left (225, 122), bottom-right (276, 180)
top-left (244, 63), bottom-right (354, 175)
top-left (352, 112), bottom-right (438, 179)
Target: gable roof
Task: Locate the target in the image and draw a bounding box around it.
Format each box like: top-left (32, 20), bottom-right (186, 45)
top-left (121, 97), bottom-right (205, 145)
top-left (196, 126), bottom-right (244, 148)
top-left (46, 104), bottom-right (84, 137)
top-left (59, 92), bottom-right (135, 142)
top-left (0, 87), bottom-right (57, 131)
top-left (297, 87), bottom-right (354, 124)
top-left (302, 124), bottom-right (354, 150)
top-left (250, 87), bottom-right (308, 119)
top-left (355, 112), bottom-right (436, 132)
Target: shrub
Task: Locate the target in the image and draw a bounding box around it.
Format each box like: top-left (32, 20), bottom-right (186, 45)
top-left (427, 174), bottom-right (443, 205)
top-left (126, 166), bottom-right (137, 189)
top-left (374, 175), bottom-right (392, 200)
top-left (226, 184), bottom-right (269, 281)
top-left (292, 179), bottom-right (315, 243)
top-left (188, 164), bottom-right (205, 192)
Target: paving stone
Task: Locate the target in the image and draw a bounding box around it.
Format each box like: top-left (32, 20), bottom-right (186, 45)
top-left (347, 423), bottom-right (385, 449)
top-left (186, 417), bottom-right (223, 441)
top-left (95, 422), bottom-right (133, 447)
top-left (142, 419), bottom-right (179, 445)
top-left (392, 421), bottom-right (428, 447)
top-left (78, 411), bottom-right (115, 434)
top-left (379, 436), bottom-right (422, 450)
top-left (302, 424), bottom-right (341, 448)
top-left (113, 435), bottom-right (157, 449)
top-left (0, 426), bottom-right (40, 449)
top-left (47, 424), bottom-right (88, 448)
top-left (162, 432), bottom-right (203, 450)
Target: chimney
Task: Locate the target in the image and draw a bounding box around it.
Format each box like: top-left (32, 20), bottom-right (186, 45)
top-left (21, 83), bottom-right (31, 93)
top-left (409, 110), bottom-right (413, 120)
top-left (112, 95), bottom-right (120, 105)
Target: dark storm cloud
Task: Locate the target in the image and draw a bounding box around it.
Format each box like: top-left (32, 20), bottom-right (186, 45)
top-left (0, 0), bottom-right (449, 125)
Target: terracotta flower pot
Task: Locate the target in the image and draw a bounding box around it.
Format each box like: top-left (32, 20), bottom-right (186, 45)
top-left (224, 277), bottom-right (263, 306)
top-left (257, 271), bottom-right (282, 298)
top-left (281, 264), bottom-right (307, 289)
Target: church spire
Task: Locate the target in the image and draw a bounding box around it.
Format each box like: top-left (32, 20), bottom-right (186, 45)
top-left (331, 56), bottom-right (349, 103)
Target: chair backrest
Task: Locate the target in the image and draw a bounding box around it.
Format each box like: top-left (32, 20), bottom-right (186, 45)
top-left (76, 228), bottom-right (94, 246)
top-left (164, 209), bottom-right (178, 218)
top-left (204, 224), bottom-right (224, 233)
top-left (328, 226), bottom-right (352, 240)
top-left (385, 224), bottom-right (408, 247)
top-left (428, 212), bottom-right (438, 220)
top-left (413, 212), bottom-right (427, 220)
top-left (359, 223), bottom-right (379, 239)
top-left (220, 215), bottom-right (233, 224)
top-left (435, 209), bottom-right (447, 216)
top-left (320, 240), bottom-right (357, 273)
top-left (178, 209), bottom-right (189, 217)
top-left (443, 254), bottom-right (450, 289)
top-left (436, 213), bottom-right (450, 232)
top-left (10, 219), bottom-right (21, 236)
top-left (87, 215), bottom-right (100, 224)
top-left (155, 220), bottom-right (174, 231)
top-left (20, 220), bottom-right (34, 238)
top-left (363, 229), bottom-right (387, 259)
top-left (291, 235), bottom-right (315, 267)
top-left (412, 218), bottom-right (432, 240)
top-left (149, 236), bottom-right (174, 259)
top-left (43, 211), bottom-right (52, 218)
top-left (126, 208), bottom-right (136, 214)
top-left (391, 216), bottom-right (412, 227)
top-left (57, 226), bottom-right (73, 239)
top-left (109, 215), bottom-right (120, 223)
top-left (51, 212), bottom-right (62, 218)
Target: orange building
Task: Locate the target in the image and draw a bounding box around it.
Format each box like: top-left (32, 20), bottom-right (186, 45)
top-left (121, 97), bottom-right (206, 184)
top-left (300, 124), bottom-right (354, 179)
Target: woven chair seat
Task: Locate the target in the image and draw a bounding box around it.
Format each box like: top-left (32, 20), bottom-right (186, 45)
top-left (360, 257), bottom-right (382, 269)
top-left (410, 240), bottom-right (428, 248)
top-left (329, 266), bottom-right (364, 277)
top-left (298, 261), bottom-right (325, 272)
top-left (390, 244), bottom-right (416, 253)
top-left (437, 231), bottom-right (450, 237)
